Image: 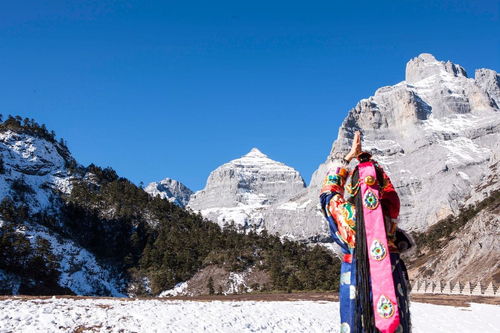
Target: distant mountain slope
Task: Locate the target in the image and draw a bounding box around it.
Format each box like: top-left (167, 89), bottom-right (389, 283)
top-left (0, 117), bottom-right (125, 295)
top-left (144, 178), bottom-right (193, 207)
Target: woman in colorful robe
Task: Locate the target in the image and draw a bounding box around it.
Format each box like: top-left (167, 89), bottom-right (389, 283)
top-left (320, 131), bottom-right (411, 333)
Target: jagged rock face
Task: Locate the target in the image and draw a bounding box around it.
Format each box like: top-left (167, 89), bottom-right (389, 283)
top-left (188, 148), bottom-right (306, 228)
top-left (264, 53), bottom-right (500, 241)
top-left (406, 53), bottom-right (468, 85)
top-left (144, 178), bottom-right (193, 207)
top-left (474, 68), bottom-right (500, 107)
top-left (431, 204), bottom-right (499, 286)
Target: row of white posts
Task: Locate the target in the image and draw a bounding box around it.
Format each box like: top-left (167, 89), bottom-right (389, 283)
top-left (411, 280), bottom-right (498, 297)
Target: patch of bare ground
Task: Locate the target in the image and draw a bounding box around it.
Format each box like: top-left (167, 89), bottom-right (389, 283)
top-left (73, 325), bottom-right (102, 333)
top-left (1, 293), bottom-right (498, 307)
top-left (181, 264), bottom-right (272, 295)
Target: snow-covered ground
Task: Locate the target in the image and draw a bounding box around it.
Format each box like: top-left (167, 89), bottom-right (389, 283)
top-left (0, 298), bottom-right (498, 333)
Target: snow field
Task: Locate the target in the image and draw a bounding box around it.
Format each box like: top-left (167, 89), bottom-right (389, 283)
top-left (0, 298), bottom-right (499, 333)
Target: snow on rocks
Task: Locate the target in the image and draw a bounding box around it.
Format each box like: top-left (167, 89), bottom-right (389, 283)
top-left (0, 298), bottom-right (499, 333)
top-left (15, 222), bottom-right (125, 297)
top-left (0, 130), bottom-right (74, 213)
top-left (159, 282), bottom-right (190, 297)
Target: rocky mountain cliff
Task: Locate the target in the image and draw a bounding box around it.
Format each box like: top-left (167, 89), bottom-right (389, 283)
top-left (329, 54), bottom-right (498, 224)
top-left (407, 161), bottom-right (500, 286)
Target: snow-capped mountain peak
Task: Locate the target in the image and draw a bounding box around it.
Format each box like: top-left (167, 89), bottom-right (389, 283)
top-left (244, 147), bottom-right (267, 158)
top-left (406, 53), bottom-right (468, 84)
top-left (187, 148), bottom-right (306, 228)
top-left (144, 178), bottom-right (193, 208)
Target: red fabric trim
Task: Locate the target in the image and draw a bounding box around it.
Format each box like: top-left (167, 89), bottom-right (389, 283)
top-left (320, 184), bottom-right (343, 195)
top-left (342, 254), bottom-right (352, 263)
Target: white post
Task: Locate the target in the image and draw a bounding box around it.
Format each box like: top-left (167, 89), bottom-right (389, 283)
top-left (425, 281), bottom-right (434, 294)
top-left (451, 281), bottom-right (461, 295)
top-left (416, 280), bottom-right (425, 294)
top-left (442, 281), bottom-right (452, 295)
top-left (434, 281), bottom-right (442, 294)
top-left (471, 282), bottom-right (482, 296)
top-left (483, 282), bottom-right (495, 296)
top-left (462, 281), bottom-right (472, 295)
top-left (410, 280), bottom-right (419, 294)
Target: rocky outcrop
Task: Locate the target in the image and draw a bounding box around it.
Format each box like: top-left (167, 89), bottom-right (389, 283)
top-left (144, 178), bottom-right (193, 207)
top-left (474, 68), bottom-right (500, 107)
top-left (405, 53), bottom-right (467, 85)
top-left (159, 265), bottom-right (271, 296)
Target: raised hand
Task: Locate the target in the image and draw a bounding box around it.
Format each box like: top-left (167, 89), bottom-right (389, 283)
top-left (345, 131), bottom-right (362, 162)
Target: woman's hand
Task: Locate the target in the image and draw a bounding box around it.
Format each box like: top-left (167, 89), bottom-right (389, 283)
top-left (345, 131), bottom-right (362, 162)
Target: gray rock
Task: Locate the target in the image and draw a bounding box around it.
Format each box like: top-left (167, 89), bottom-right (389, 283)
top-left (474, 68), bottom-right (500, 107)
top-left (406, 53), bottom-right (467, 85)
top-left (0, 130), bottom-right (74, 214)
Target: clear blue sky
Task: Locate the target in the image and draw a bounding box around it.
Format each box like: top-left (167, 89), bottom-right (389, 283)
top-left (1, 1), bottom-right (498, 190)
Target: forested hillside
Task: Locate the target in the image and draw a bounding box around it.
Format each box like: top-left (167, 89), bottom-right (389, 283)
top-left (0, 115), bottom-right (340, 296)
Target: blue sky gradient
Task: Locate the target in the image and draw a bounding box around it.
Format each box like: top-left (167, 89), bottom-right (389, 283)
top-left (1, 1), bottom-right (498, 190)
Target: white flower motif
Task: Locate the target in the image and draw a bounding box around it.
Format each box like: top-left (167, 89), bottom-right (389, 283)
top-left (350, 285), bottom-right (356, 299)
top-left (340, 322), bottom-right (350, 333)
top-left (340, 272), bottom-right (351, 285)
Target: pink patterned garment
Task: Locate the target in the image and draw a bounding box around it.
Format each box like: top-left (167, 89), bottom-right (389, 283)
top-left (359, 162), bottom-right (400, 333)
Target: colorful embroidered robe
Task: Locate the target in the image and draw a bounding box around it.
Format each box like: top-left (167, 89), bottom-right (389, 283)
top-left (319, 159), bottom-right (411, 333)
